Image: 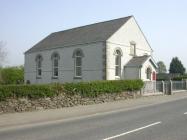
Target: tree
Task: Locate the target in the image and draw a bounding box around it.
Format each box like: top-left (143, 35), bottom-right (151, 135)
top-left (169, 57), bottom-right (186, 75)
top-left (0, 67), bottom-right (2, 83)
top-left (0, 66), bottom-right (24, 84)
top-left (157, 61), bottom-right (167, 73)
top-left (0, 41), bottom-right (7, 66)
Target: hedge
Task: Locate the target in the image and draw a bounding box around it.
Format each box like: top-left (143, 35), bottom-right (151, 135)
top-left (63, 80), bottom-right (144, 97)
top-left (0, 80), bottom-right (144, 101)
top-left (0, 84), bottom-right (62, 101)
top-left (0, 66), bottom-right (24, 85)
top-left (172, 76), bottom-right (187, 81)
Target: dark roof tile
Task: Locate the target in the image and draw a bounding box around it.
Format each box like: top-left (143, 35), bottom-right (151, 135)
top-left (26, 16), bottom-right (132, 53)
top-left (125, 55), bottom-right (150, 67)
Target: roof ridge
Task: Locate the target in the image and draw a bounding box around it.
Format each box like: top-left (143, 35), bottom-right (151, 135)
top-left (53, 16), bottom-right (133, 34)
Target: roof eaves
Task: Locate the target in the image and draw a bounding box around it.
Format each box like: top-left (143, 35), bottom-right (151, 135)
top-left (124, 65), bottom-right (142, 68)
top-left (24, 40), bottom-right (105, 54)
top-left (24, 33), bottom-right (54, 54)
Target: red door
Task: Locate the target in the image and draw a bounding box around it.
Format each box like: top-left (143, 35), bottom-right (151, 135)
top-left (152, 72), bottom-right (156, 81)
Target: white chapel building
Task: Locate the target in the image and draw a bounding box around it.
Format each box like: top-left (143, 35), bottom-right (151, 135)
top-left (24, 16), bottom-right (157, 84)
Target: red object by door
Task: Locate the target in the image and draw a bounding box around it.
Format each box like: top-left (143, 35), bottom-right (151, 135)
top-left (152, 72), bottom-right (156, 80)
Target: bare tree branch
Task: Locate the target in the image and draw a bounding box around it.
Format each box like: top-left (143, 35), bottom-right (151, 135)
top-left (0, 41), bottom-right (7, 66)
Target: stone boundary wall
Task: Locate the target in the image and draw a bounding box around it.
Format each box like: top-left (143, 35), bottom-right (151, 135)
top-left (0, 92), bottom-right (141, 113)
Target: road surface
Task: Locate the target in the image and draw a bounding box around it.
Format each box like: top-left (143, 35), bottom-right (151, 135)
top-left (0, 97), bottom-right (187, 140)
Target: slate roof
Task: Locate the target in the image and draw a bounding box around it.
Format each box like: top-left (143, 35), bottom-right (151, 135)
top-left (125, 55), bottom-right (150, 67)
top-left (26, 16), bottom-right (132, 53)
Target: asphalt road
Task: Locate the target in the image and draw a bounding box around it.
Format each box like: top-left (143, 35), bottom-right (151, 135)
top-left (0, 97), bottom-right (187, 140)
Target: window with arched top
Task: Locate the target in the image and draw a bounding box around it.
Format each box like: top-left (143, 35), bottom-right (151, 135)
top-left (114, 49), bottom-right (122, 77)
top-left (146, 67), bottom-right (152, 80)
top-left (73, 49), bottom-right (84, 78)
top-left (51, 52), bottom-right (60, 78)
top-left (35, 54), bottom-right (43, 78)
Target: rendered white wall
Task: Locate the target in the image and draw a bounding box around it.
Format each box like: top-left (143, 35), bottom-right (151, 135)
top-left (107, 17), bottom-right (152, 56)
top-left (106, 17), bottom-right (153, 80)
top-left (106, 42), bottom-right (133, 80)
top-left (141, 59), bottom-right (157, 81)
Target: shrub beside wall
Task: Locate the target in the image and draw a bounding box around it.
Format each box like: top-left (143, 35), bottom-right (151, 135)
top-left (0, 80), bottom-right (144, 113)
top-left (0, 80), bottom-right (144, 101)
top-left (0, 66), bottom-right (24, 85)
top-left (172, 76), bottom-right (187, 81)
top-left (64, 80), bottom-right (144, 97)
top-left (0, 84), bottom-right (61, 101)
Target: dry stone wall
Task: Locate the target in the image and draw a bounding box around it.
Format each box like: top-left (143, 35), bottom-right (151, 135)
top-left (0, 92), bottom-right (141, 113)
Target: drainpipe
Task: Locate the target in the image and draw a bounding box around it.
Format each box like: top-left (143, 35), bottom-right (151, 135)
top-left (105, 41), bottom-right (109, 80)
top-left (139, 66), bottom-right (143, 95)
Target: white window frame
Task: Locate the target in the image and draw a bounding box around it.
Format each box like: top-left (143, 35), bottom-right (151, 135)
top-left (130, 43), bottom-right (136, 56)
top-left (146, 67), bottom-right (152, 80)
top-left (36, 55), bottom-right (42, 78)
top-left (114, 50), bottom-right (122, 77)
top-left (51, 53), bottom-right (60, 78)
top-left (73, 49), bottom-right (84, 78)
top-left (75, 55), bottom-right (82, 77)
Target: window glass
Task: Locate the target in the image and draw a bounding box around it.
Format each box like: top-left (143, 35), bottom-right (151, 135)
top-left (74, 49), bottom-right (83, 77)
top-left (76, 67), bottom-right (81, 77)
top-left (115, 50), bottom-right (121, 77)
top-left (146, 68), bottom-right (152, 80)
top-left (130, 44), bottom-right (136, 56)
top-left (36, 55), bottom-right (42, 77)
top-left (76, 57), bottom-right (82, 66)
top-left (52, 53), bottom-right (59, 77)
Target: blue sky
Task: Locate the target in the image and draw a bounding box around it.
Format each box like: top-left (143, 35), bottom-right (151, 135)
top-left (1, 0), bottom-right (187, 70)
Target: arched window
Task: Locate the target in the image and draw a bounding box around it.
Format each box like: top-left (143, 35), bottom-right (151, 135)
top-left (51, 52), bottom-right (60, 78)
top-left (35, 54), bottom-right (43, 78)
top-left (73, 49), bottom-right (84, 77)
top-left (114, 49), bottom-right (122, 77)
top-left (146, 67), bottom-right (152, 80)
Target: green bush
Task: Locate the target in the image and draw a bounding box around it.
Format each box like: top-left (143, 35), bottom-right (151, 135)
top-left (172, 76), bottom-right (187, 81)
top-left (156, 73), bottom-right (170, 81)
top-left (0, 66), bottom-right (24, 85)
top-left (0, 84), bottom-right (62, 101)
top-left (0, 80), bottom-right (144, 101)
top-left (63, 80), bottom-right (144, 97)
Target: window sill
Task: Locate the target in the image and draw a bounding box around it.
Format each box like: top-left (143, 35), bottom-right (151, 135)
top-left (115, 76), bottom-right (121, 80)
top-left (74, 76), bottom-right (82, 79)
top-left (52, 76), bottom-right (58, 79)
top-left (36, 76), bottom-right (42, 79)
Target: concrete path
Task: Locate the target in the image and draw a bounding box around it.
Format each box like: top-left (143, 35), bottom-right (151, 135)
top-left (0, 91), bottom-right (187, 130)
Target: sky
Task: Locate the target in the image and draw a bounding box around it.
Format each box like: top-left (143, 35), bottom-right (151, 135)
top-left (0, 0), bottom-right (187, 70)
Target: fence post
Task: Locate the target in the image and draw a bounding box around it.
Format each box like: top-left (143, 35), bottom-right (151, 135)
top-left (140, 88), bottom-right (143, 96)
top-left (154, 81), bottom-right (156, 93)
top-left (169, 80), bottom-right (173, 95)
top-left (162, 81), bottom-right (165, 94)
